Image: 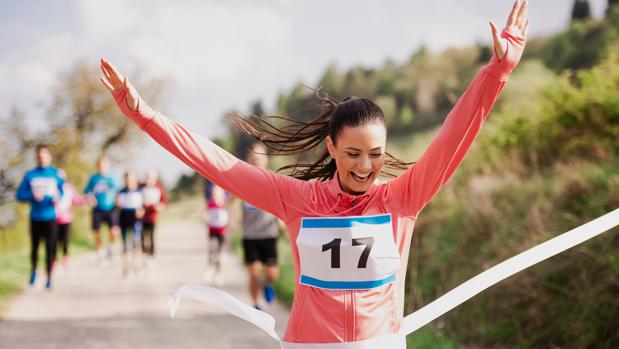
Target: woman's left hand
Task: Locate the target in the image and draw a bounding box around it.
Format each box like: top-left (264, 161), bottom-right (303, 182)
top-left (490, 0), bottom-right (529, 60)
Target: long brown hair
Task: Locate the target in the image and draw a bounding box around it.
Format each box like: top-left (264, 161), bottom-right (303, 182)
top-left (232, 89), bottom-right (411, 181)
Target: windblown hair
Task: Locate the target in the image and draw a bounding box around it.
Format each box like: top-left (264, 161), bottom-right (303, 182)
top-left (232, 89), bottom-right (411, 181)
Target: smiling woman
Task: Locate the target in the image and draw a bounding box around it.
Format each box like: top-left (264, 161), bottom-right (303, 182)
top-left (101, 1), bottom-right (529, 347)
top-left (233, 95), bottom-right (410, 194)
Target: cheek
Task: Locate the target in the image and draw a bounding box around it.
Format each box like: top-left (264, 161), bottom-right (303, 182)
top-left (372, 158), bottom-right (385, 171)
top-left (334, 154), bottom-right (352, 170)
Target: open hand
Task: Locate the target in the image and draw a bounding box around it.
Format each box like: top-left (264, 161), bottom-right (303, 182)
top-left (490, 0), bottom-right (529, 60)
top-left (99, 59), bottom-right (139, 112)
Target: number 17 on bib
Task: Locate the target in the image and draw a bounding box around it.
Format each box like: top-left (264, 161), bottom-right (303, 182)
top-left (296, 214), bottom-right (401, 290)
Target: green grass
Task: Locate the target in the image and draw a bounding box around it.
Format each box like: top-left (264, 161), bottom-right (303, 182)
top-left (0, 251), bottom-right (29, 315)
top-left (0, 205), bottom-right (94, 318)
top-left (407, 328), bottom-right (459, 349)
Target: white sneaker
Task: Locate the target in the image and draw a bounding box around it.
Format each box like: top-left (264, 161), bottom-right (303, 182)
top-left (97, 250), bottom-right (111, 268)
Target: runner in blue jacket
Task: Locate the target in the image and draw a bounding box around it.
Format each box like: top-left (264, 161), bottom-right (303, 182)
top-left (16, 145), bottom-right (64, 289)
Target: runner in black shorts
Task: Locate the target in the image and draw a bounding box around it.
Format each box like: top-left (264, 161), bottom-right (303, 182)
top-left (116, 170), bottom-right (144, 277)
top-left (243, 238), bottom-right (277, 266)
top-left (240, 142), bottom-right (282, 310)
top-left (16, 145), bottom-right (64, 289)
top-left (92, 209), bottom-right (118, 231)
top-left (84, 156), bottom-right (120, 266)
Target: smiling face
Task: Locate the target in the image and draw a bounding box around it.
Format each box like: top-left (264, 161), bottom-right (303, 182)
top-left (326, 121), bottom-right (386, 195)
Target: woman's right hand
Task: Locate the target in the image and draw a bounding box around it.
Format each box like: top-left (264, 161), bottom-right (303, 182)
top-left (100, 58), bottom-right (139, 112)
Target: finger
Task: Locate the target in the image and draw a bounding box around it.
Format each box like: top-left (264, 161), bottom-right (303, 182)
top-left (523, 19), bottom-right (530, 37)
top-left (489, 21), bottom-right (505, 59)
top-left (101, 60), bottom-right (122, 87)
top-left (100, 77), bottom-right (114, 93)
top-left (102, 59), bottom-right (124, 83)
top-left (516, 0), bottom-right (528, 28)
top-left (489, 21), bottom-right (500, 40)
top-left (507, 0), bottom-right (520, 27)
top-left (100, 61), bottom-right (112, 81)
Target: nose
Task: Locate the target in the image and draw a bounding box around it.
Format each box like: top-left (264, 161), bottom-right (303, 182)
top-left (358, 155), bottom-right (372, 172)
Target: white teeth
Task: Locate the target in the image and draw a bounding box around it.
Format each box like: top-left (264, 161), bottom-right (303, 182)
top-left (352, 172), bottom-right (371, 181)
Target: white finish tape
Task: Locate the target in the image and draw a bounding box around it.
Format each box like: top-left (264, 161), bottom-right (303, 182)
top-left (169, 209), bottom-right (619, 347)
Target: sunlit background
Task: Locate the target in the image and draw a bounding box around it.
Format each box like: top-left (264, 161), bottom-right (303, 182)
top-left (1, 1), bottom-right (618, 348)
top-left (0, 0), bottom-right (609, 184)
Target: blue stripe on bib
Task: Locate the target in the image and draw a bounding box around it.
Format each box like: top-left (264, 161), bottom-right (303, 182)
top-left (301, 214), bottom-right (391, 229)
top-left (300, 274), bottom-right (396, 290)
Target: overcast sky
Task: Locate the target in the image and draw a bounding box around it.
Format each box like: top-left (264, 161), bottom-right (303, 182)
top-left (0, 0), bottom-right (609, 185)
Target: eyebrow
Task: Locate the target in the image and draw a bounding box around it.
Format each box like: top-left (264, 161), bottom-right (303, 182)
top-left (344, 147), bottom-right (383, 151)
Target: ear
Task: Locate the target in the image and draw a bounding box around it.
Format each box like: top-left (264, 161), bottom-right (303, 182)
top-left (326, 136), bottom-right (335, 158)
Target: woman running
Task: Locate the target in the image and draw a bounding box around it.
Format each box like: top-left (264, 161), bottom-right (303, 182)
top-left (140, 168), bottom-right (168, 263)
top-left (116, 170), bottom-right (144, 276)
top-left (100, 1), bottom-right (529, 345)
top-left (55, 169), bottom-right (85, 270)
top-left (203, 184), bottom-right (230, 286)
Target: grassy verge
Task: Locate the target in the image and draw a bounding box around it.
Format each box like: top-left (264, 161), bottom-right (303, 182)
top-left (0, 205), bottom-right (93, 317)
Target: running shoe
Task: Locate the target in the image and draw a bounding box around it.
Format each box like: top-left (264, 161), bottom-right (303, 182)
top-left (45, 278), bottom-right (53, 289)
top-left (52, 260), bottom-right (63, 277)
top-left (264, 284), bottom-right (276, 304)
top-left (62, 256), bottom-right (72, 271)
top-left (97, 250), bottom-right (111, 268)
top-left (29, 271), bottom-right (37, 287)
top-left (254, 305), bottom-right (263, 311)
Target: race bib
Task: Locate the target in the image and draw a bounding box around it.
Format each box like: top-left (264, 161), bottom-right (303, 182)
top-left (208, 207), bottom-right (229, 228)
top-left (30, 177), bottom-right (59, 198)
top-left (297, 214), bottom-right (400, 290)
top-left (142, 187), bottom-right (162, 206)
top-left (93, 181), bottom-right (111, 193)
top-left (118, 191), bottom-right (143, 209)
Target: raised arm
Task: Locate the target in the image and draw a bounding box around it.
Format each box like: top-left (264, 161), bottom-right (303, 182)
top-left (388, 1), bottom-right (529, 217)
top-left (99, 60), bottom-right (309, 222)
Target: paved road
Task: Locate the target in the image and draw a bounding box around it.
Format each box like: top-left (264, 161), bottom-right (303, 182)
top-left (0, 218), bottom-right (289, 349)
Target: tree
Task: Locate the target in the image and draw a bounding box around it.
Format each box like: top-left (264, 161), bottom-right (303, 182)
top-left (0, 107), bottom-right (36, 205)
top-left (572, 0), bottom-right (592, 22)
top-left (318, 63), bottom-right (344, 98)
top-left (1, 60), bottom-right (167, 206)
top-left (609, 0), bottom-right (619, 15)
top-left (250, 100), bottom-right (265, 116)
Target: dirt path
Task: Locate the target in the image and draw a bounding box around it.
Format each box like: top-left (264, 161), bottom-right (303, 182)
top-left (0, 218), bottom-right (289, 349)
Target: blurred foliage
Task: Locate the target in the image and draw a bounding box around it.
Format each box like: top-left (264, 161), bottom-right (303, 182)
top-left (572, 0), bottom-right (592, 22)
top-left (406, 34), bottom-right (619, 349)
top-left (231, 7), bottom-right (619, 348)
